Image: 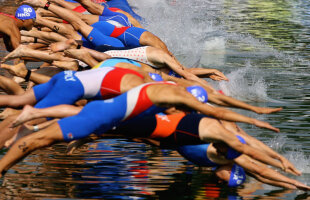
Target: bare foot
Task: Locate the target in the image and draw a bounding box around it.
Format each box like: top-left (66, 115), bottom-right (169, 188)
top-left (1, 63), bottom-right (28, 77)
top-left (52, 60), bottom-right (79, 71)
top-left (4, 132), bottom-right (17, 148)
top-left (255, 107), bottom-right (283, 114)
top-left (20, 30), bottom-right (34, 37)
top-left (35, 8), bottom-right (54, 17)
top-left (1, 45), bottom-right (28, 63)
top-left (49, 39), bottom-right (77, 52)
top-left (21, 36), bottom-right (36, 44)
top-left (0, 108), bottom-right (21, 120)
top-left (4, 125), bottom-right (33, 148)
top-left (64, 48), bottom-right (93, 63)
top-left (11, 105), bottom-right (39, 128)
top-left (22, 0), bottom-right (46, 7)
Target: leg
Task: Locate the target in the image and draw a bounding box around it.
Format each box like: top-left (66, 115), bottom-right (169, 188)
top-left (0, 88), bottom-right (36, 108)
top-left (37, 2), bottom-right (123, 47)
top-left (64, 48), bottom-right (101, 66)
top-left (20, 29), bottom-right (68, 43)
top-left (36, 1), bottom-right (93, 37)
top-left (46, 0), bottom-right (78, 10)
top-left (0, 108), bottom-right (21, 120)
top-left (0, 75), bottom-right (24, 95)
top-left (49, 39), bottom-right (78, 52)
top-left (2, 45), bottom-right (75, 63)
top-left (35, 14), bottom-right (80, 39)
top-left (21, 36), bottom-right (49, 45)
top-left (52, 60), bottom-right (79, 70)
top-left (12, 104), bottom-right (82, 127)
top-left (1, 63), bottom-right (52, 84)
top-left (0, 122), bottom-right (64, 177)
top-left (0, 114), bottom-right (21, 149)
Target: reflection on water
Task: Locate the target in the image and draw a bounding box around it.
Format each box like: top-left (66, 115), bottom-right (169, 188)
top-left (0, 0), bottom-right (309, 199)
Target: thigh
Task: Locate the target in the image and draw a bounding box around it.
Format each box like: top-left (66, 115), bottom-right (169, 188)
top-left (58, 98), bottom-right (127, 141)
top-left (35, 71), bottom-right (84, 108)
top-left (119, 27), bottom-right (146, 47)
top-left (88, 28), bottom-right (124, 48)
top-left (33, 72), bottom-right (62, 102)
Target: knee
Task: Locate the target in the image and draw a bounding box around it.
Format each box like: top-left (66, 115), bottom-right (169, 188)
top-left (70, 21), bottom-right (84, 32)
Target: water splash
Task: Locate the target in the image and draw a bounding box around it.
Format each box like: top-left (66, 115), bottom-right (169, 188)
top-left (217, 62), bottom-right (275, 102)
top-left (129, 0), bottom-right (223, 67)
top-left (266, 135), bottom-right (310, 174)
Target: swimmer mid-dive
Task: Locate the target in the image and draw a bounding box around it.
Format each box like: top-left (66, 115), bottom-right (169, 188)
top-left (1, 61), bottom-right (282, 115)
top-left (59, 109), bottom-right (307, 189)
top-left (0, 81), bottom-right (285, 177)
top-left (67, 127), bottom-right (308, 189)
top-left (0, 65), bottom-right (153, 148)
top-left (23, 0), bottom-right (169, 52)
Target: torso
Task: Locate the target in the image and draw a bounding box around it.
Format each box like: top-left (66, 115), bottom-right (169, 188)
top-left (75, 67), bottom-right (143, 99)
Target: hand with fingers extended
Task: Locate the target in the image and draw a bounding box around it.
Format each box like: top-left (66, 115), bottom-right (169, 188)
top-left (294, 181), bottom-right (310, 191)
top-left (208, 69), bottom-right (229, 81)
top-left (279, 157), bottom-right (302, 176)
top-left (253, 119), bottom-right (280, 132)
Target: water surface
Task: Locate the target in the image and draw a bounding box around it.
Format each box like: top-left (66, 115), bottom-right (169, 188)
top-left (0, 0), bottom-right (309, 199)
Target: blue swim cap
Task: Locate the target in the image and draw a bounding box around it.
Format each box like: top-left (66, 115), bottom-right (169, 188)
top-left (226, 135), bottom-right (246, 160)
top-left (15, 5), bottom-right (36, 20)
top-left (186, 85), bottom-right (208, 103)
top-left (228, 164), bottom-right (246, 187)
top-left (148, 72), bottom-right (163, 81)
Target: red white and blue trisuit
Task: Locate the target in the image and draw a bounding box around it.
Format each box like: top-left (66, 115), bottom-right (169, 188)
top-left (82, 20), bottom-right (147, 49)
top-left (33, 67), bottom-right (143, 108)
top-left (58, 82), bottom-right (175, 141)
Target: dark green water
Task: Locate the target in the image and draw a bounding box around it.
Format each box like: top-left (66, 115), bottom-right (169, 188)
top-left (0, 0), bottom-right (309, 199)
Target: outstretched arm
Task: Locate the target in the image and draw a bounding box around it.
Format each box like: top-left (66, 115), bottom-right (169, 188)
top-left (220, 121), bottom-right (301, 176)
top-left (204, 119), bottom-right (299, 175)
top-left (235, 155), bottom-right (310, 190)
top-left (208, 93), bottom-right (282, 114)
top-left (169, 89), bottom-right (280, 132)
top-left (185, 68), bottom-right (229, 81)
